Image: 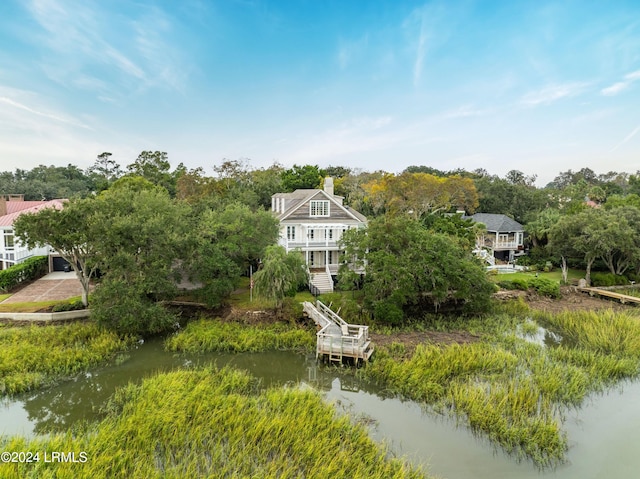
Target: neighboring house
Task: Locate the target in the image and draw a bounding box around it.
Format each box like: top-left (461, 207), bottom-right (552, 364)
top-left (0, 195), bottom-right (66, 270)
top-left (465, 213), bottom-right (525, 263)
top-left (272, 178), bottom-right (367, 293)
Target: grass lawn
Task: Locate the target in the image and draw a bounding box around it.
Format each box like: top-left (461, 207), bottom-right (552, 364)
top-left (0, 296), bottom-right (83, 313)
top-left (491, 268), bottom-right (585, 284)
top-left (0, 294), bottom-right (11, 302)
top-left (228, 277), bottom-right (317, 310)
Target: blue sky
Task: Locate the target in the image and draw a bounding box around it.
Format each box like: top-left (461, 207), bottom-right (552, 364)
top-left (0, 0), bottom-right (639, 185)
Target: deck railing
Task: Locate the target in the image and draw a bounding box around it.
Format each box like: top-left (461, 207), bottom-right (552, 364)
top-left (305, 300), bottom-right (373, 362)
top-left (316, 323), bottom-right (370, 360)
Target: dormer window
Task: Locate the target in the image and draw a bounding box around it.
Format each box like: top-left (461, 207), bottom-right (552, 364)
top-left (310, 200), bottom-right (329, 217)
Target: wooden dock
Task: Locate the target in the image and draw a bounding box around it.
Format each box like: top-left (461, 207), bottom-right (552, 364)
top-left (578, 287), bottom-right (640, 305)
top-left (302, 300), bottom-right (374, 364)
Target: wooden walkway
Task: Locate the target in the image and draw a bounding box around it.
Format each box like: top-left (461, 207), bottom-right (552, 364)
top-left (302, 300), bottom-right (374, 363)
top-left (578, 287), bottom-right (640, 305)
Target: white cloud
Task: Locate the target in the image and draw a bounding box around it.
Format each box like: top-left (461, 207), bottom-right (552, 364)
top-left (403, 2), bottom-right (450, 87)
top-left (25, 0), bottom-right (188, 100)
top-left (285, 116), bottom-right (447, 164)
top-left (610, 124), bottom-right (640, 152)
top-left (601, 69), bottom-right (640, 96)
top-left (520, 82), bottom-right (589, 106)
top-left (0, 96), bottom-right (91, 130)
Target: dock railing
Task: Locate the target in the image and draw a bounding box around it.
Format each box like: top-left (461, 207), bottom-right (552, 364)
top-left (305, 300), bottom-right (373, 362)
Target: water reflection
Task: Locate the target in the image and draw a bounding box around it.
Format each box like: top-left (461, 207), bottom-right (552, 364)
top-left (1, 339), bottom-right (382, 436)
top-left (3, 337), bottom-right (640, 479)
top-left (517, 319), bottom-right (563, 347)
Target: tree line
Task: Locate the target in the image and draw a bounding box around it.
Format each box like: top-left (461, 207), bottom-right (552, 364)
top-left (8, 153), bottom-right (640, 330)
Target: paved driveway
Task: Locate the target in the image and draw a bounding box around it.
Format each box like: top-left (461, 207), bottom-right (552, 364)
top-left (1, 272), bottom-right (85, 304)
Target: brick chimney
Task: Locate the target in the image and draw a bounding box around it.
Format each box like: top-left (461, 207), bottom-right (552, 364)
top-left (0, 196), bottom-right (6, 217)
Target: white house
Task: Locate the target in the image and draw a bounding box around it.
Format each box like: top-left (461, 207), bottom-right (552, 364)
top-left (0, 195), bottom-right (65, 270)
top-left (271, 178), bottom-right (367, 293)
top-left (465, 213), bottom-right (525, 263)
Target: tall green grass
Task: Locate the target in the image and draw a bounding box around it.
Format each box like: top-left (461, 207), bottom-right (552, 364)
top-left (362, 307), bottom-right (640, 466)
top-left (165, 318), bottom-right (315, 353)
top-left (0, 323), bottom-right (133, 395)
top-left (536, 309), bottom-right (640, 357)
top-left (0, 367), bottom-right (428, 479)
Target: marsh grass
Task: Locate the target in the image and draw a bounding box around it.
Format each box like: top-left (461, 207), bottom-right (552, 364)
top-left (165, 318), bottom-right (315, 353)
top-left (536, 309), bottom-right (640, 358)
top-left (0, 323), bottom-right (132, 395)
top-left (519, 319), bottom-right (540, 336)
top-left (0, 367), bottom-right (428, 479)
top-left (363, 307), bottom-right (640, 467)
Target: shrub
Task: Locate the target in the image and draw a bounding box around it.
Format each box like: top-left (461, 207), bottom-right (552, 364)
top-left (91, 278), bottom-right (177, 336)
top-left (591, 272), bottom-right (629, 287)
top-left (51, 300), bottom-right (86, 312)
top-left (317, 292), bottom-right (363, 323)
top-left (373, 300), bottom-right (404, 325)
top-left (529, 277), bottom-right (560, 298)
top-left (0, 256), bottom-right (48, 292)
top-left (498, 278), bottom-right (529, 291)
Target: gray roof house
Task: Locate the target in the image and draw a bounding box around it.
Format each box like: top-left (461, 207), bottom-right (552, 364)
top-left (464, 213), bottom-right (525, 262)
top-left (271, 177), bottom-right (367, 293)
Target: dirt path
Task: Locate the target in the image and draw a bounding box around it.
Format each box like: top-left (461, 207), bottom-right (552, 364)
top-left (497, 286), bottom-right (636, 314)
top-left (370, 330), bottom-right (481, 356)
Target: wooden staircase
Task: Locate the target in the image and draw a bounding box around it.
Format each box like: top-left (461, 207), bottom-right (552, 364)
top-left (302, 300), bottom-right (374, 364)
top-left (309, 271), bottom-right (334, 294)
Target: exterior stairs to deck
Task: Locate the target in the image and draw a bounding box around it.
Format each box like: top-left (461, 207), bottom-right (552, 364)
top-left (302, 300), bottom-right (374, 364)
top-left (309, 271), bottom-right (333, 294)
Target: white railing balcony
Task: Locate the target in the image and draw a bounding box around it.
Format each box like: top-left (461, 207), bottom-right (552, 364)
top-left (494, 241), bottom-right (522, 250)
top-left (286, 240), bottom-right (340, 249)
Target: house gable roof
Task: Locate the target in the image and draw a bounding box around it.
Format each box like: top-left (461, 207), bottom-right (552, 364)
top-left (276, 189), bottom-right (367, 223)
top-left (467, 213), bottom-right (523, 233)
top-left (0, 199), bottom-right (66, 227)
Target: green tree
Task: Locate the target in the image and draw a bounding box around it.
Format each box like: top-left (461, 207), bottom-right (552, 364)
top-left (281, 164), bottom-right (324, 191)
top-left (339, 215), bottom-right (494, 322)
top-left (474, 173), bottom-right (551, 224)
top-left (87, 152), bottom-right (123, 191)
top-left (89, 184), bottom-right (190, 334)
top-left (126, 151), bottom-right (183, 196)
top-left (604, 194), bottom-right (640, 210)
top-left (187, 203), bottom-right (279, 307)
top-left (249, 163), bottom-right (285, 209)
top-left (596, 207), bottom-right (640, 276)
top-left (14, 198), bottom-right (99, 306)
top-left (421, 213), bottom-right (478, 249)
top-left (253, 246), bottom-right (308, 308)
top-left (526, 209), bottom-right (561, 248)
top-left (548, 209), bottom-right (601, 284)
top-left (0, 164), bottom-right (95, 200)
top-left (175, 167), bottom-right (215, 204)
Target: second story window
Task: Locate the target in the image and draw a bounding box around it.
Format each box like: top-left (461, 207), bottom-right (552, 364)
top-left (310, 200), bottom-right (329, 217)
top-left (3, 230), bottom-right (14, 250)
top-left (287, 226), bottom-right (296, 241)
